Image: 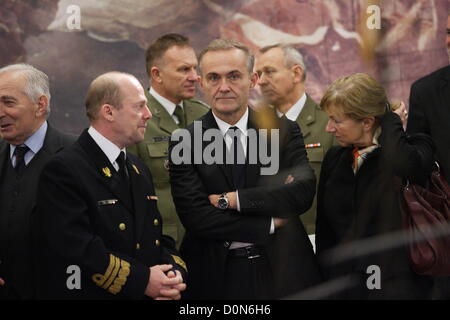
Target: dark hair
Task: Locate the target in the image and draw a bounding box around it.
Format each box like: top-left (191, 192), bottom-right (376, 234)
top-left (145, 33), bottom-right (190, 76)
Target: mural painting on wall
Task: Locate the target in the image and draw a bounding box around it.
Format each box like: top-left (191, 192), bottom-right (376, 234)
top-left (1, 0), bottom-right (448, 133)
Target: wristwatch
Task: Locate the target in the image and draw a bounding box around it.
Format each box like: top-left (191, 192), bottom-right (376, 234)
top-left (217, 192), bottom-right (229, 210)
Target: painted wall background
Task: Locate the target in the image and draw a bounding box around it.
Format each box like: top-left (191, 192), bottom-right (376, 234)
top-left (1, 0), bottom-right (449, 134)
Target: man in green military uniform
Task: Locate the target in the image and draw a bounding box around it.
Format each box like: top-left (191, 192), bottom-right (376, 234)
top-left (128, 34), bottom-right (209, 248)
top-left (255, 43), bottom-right (334, 238)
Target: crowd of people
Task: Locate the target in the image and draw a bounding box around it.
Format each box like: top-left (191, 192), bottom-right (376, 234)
top-left (0, 19), bottom-right (449, 300)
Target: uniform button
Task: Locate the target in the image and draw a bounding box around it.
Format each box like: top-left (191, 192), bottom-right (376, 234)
top-left (119, 223), bottom-right (126, 231)
top-left (155, 239), bottom-right (160, 246)
top-left (136, 243), bottom-right (141, 250)
top-left (153, 219), bottom-right (159, 226)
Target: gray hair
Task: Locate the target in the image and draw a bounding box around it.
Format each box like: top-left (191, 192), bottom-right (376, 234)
top-left (260, 43), bottom-right (307, 81)
top-left (0, 63), bottom-right (51, 116)
top-left (198, 39), bottom-right (255, 74)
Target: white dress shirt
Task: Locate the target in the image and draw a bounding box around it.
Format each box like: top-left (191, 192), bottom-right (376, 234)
top-left (276, 92), bottom-right (307, 120)
top-left (88, 126), bottom-right (126, 171)
top-left (212, 108), bottom-right (274, 249)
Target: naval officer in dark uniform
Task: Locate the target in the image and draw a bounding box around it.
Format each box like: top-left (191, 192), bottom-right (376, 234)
top-left (35, 72), bottom-right (187, 299)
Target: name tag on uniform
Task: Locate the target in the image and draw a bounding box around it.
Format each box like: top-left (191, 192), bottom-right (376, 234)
top-left (153, 136), bottom-right (170, 143)
top-left (98, 199), bottom-right (118, 205)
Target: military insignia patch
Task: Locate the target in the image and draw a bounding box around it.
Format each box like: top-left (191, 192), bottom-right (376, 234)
top-left (171, 254), bottom-right (187, 271)
top-left (132, 164), bottom-right (140, 175)
top-left (102, 167), bottom-right (112, 177)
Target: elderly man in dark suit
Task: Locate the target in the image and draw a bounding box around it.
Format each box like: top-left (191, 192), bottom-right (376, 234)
top-left (0, 64), bottom-right (75, 299)
top-left (255, 43), bottom-right (335, 238)
top-left (35, 72), bottom-right (187, 299)
top-left (169, 39), bottom-right (321, 300)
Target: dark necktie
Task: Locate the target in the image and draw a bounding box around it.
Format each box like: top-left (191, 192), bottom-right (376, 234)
top-left (116, 151), bottom-right (128, 181)
top-left (14, 145), bottom-right (30, 175)
top-left (228, 126), bottom-right (246, 189)
top-left (174, 104), bottom-right (186, 128)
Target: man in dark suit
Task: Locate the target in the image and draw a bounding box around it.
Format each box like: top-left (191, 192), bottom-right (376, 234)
top-left (128, 34), bottom-right (209, 249)
top-left (255, 43), bottom-right (335, 237)
top-left (35, 72), bottom-right (187, 299)
top-left (169, 39), bottom-right (321, 299)
top-left (407, 18), bottom-right (450, 297)
top-left (0, 63), bottom-right (75, 299)
top-left (407, 65), bottom-right (450, 184)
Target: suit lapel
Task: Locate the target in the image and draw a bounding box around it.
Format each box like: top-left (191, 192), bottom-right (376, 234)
top-left (126, 157), bottom-right (147, 240)
top-left (146, 91), bottom-right (178, 135)
top-left (439, 68), bottom-right (450, 111)
top-left (29, 125), bottom-right (65, 165)
top-left (202, 111), bottom-right (234, 188)
top-left (297, 95), bottom-right (316, 139)
top-left (0, 140), bottom-right (10, 177)
top-left (246, 109), bottom-right (262, 187)
top-left (77, 130), bottom-right (134, 213)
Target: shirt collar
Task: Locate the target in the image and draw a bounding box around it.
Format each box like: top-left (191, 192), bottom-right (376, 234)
top-left (88, 126), bottom-right (126, 166)
top-left (276, 92), bottom-right (307, 121)
top-left (212, 108), bottom-right (249, 137)
top-left (149, 87), bottom-right (184, 116)
top-left (10, 121), bottom-right (47, 159)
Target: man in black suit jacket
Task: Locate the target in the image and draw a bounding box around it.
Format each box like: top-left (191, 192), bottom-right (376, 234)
top-left (169, 39), bottom-right (321, 299)
top-left (0, 64), bottom-right (75, 299)
top-left (407, 42), bottom-right (450, 298)
top-left (407, 64), bottom-right (450, 183)
top-left (35, 72), bottom-right (187, 299)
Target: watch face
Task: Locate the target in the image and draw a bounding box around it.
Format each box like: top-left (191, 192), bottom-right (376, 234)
top-left (218, 197), bottom-right (229, 210)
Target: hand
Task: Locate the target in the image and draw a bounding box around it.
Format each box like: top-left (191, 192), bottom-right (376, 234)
top-left (208, 191), bottom-right (237, 210)
top-left (155, 270), bottom-right (186, 300)
top-left (274, 217), bottom-right (288, 229)
top-left (284, 174), bottom-right (294, 184)
top-left (393, 101), bottom-right (408, 126)
top-left (0, 278), bottom-right (4, 286)
top-left (145, 264), bottom-right (185, 299)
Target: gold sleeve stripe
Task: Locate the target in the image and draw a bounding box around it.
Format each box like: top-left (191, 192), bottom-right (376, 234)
top-left (108, 260), bottom-right (131, 295)
top-left (92, 254), bottom-right (117, 287)
top-left (102, 255), bottom-right (121, 290)
top-left (171, 254), bottom-right (187, 272)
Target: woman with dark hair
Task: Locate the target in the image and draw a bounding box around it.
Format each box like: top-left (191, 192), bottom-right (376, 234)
top-left (316, 73), bottom-right (434, 299)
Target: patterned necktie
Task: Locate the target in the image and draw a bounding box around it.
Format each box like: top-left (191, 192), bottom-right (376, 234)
top-left (14, 145), bottom-right (30, 175)
top-left (174, 104), bottom-right (186, 128)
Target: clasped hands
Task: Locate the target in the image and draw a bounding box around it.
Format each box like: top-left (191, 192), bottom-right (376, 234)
top-left (145, 264), bottom-right (186, 300)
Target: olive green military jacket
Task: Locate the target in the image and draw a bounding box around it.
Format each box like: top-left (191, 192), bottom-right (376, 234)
top-left (128, 91), bottom-right (209, 248)
top-left (296, 95), bottom-right (334, 234)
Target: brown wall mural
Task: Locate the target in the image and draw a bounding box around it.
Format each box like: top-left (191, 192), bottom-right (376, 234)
top-left (1, 0), bottom-right (449, 134)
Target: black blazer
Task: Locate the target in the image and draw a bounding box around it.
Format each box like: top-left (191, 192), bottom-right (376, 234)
top-left (316, 113), bottom-right (434, 299)
top-left (0, 124), bottom-right (75, 299)
top-left (407, 65), bottom-right (450, 183)
top-left (169, 109), bottom-right (322, 299)
top-left (35, 129), bottom-right (186, 299)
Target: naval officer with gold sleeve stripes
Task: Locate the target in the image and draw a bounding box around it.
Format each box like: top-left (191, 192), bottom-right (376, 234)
top-left (34, 72), bottom-right (187, 299)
